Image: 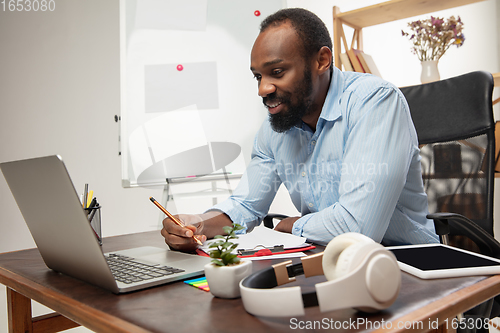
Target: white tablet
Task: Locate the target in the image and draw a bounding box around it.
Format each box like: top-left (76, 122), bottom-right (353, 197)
top-left (386, 243), bottom-right (500, 279)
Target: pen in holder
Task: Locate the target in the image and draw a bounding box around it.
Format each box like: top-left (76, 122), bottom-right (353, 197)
top-left (85, 205), bottom-right (102, 245)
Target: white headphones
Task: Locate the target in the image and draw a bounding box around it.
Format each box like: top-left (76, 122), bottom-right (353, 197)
top-left (239, 233), bottom-right (401, 317)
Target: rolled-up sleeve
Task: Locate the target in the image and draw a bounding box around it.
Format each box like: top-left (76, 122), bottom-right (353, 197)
top-left (210, 126), bottom-right (281, 233)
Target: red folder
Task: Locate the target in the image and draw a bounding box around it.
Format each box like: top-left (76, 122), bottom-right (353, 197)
top-left (196, 245), bottom-right (316, 258)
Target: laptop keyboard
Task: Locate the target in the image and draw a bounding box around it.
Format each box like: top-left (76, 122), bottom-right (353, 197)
top-left (105, 253), bottom-right (185, 284)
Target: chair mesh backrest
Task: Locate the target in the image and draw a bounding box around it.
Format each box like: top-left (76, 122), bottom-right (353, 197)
top-left (400, 71), bottom-right (495, 236)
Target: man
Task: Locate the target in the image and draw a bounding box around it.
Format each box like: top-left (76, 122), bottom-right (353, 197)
top-left (161, 8), bottom-right (438, 252)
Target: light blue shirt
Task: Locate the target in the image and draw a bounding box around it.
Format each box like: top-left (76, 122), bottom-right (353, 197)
top-left (212, 67), bottom-right (438, 246)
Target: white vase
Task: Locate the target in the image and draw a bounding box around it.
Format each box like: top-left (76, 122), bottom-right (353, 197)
top-left (420, 60), bottom-right (440, 84)
top-left (204, 260), bottom-right (252, 299)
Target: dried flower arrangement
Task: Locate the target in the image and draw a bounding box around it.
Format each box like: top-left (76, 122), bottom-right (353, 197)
top-left (401, 16), bottom-right (465, 61)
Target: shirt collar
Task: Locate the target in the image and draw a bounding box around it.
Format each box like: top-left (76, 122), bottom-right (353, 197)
top-left (290, 66), bottom-right (344, 132)
top-left (318, 66), bottom-right (343, 122)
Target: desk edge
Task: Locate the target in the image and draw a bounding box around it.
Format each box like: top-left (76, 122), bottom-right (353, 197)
top-left (0, 266), bottom-right (152, 333)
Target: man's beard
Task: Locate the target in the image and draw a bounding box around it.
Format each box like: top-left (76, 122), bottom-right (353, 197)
top-left (265, 70), bottom-right (313, 133)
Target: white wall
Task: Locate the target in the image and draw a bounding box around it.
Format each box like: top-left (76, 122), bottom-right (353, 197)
top-left (0, 2), bottom-right (161, 332)
top-left (0, 0), bottom-right (165, 254)
top-left (0, 1), bottom-right (499, 332)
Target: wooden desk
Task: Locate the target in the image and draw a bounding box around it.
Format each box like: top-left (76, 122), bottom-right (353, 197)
top-left (2, 231), bottom-right (500, 333)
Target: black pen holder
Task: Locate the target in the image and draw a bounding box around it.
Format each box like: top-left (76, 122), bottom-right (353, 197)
top-left (85, 205), bottom-right (102, 246)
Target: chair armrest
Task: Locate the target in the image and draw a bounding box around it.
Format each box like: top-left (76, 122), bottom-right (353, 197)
top-left (263, 214), bottom-right (289, 229)
top-left (428, 212), bottom-right (500, 258)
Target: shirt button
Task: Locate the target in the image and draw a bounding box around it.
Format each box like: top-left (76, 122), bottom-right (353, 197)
top-left (311, 140), bottom-right (316, 145)
top-left (301, 172), bottom-right (306, 177)
top-left (308, 203), bottom-right (313, 208)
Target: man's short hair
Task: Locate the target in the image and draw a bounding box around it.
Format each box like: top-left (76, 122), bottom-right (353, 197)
top-left (260, 8), bottom-right (333, 65)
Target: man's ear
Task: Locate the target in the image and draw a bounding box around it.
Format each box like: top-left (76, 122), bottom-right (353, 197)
top-left (316, 46), bottom-right (332, 74)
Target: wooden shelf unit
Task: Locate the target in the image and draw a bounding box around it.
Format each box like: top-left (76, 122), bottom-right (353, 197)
top-left (332, 0), bottom-right (485, 71)
top-left (494, 72), bottom-right (500, 87)
top-left (494, 73), bottom-right (500, 109)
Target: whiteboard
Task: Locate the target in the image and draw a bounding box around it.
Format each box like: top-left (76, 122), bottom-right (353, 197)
top-left (120, 0), bottom-right (285, 187)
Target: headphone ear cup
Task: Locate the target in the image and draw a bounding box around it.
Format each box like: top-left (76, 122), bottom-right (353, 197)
top-left (334, 242), bottom-right (381, 279)
top-left (322, 233), bottom-right (375, 281)
top-left (356, 248), bottom-right (401, 313)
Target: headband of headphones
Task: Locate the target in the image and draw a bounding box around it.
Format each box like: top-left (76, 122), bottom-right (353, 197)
top-left (239, 233), bottom-right (401, 317)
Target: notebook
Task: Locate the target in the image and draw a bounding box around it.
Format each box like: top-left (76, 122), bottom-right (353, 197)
top-left (0, 155), bottom-right (212, 293)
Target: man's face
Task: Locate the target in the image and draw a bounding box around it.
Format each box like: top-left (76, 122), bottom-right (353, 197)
top-left (250, 23), bottom-right (314, 133)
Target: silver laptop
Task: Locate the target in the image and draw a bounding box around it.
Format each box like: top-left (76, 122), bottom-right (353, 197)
top-left (0, 155), bottom-right (212, 293)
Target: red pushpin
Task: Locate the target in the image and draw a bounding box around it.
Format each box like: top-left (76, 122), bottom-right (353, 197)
top-left (176, 64), bottom-right (184, 71)
top-left (254, 10), bottom-right (261, 17)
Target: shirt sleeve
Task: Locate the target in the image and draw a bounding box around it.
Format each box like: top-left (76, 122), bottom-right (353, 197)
top-left (293, 84), bottom-right (417, 244)
top-left (209, 124), bottom-right (281, 233)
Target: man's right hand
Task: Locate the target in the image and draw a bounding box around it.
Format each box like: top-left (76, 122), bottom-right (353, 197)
top-left (160, 210), bottom-right (234, 252)
top-left (161, 214), bottom-right (207, 252)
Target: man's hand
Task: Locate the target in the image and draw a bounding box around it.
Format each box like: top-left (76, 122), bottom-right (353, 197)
top-left (160, 211), bottom-right (233, 252)
top-left (274, 216), bottom-right (300, 233)
top-left (161, 214), bottom-right (206, 252)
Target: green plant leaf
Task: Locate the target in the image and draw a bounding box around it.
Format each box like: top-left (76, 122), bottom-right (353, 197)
top-left (211, 259), bottom-right (224, 266)
top-left (221, 252), bottom-right (238, 261)
top-left (208, 223), bottom-right (243, 264)
top-left (230, 257), bottom-right (241, 265)
top-left (209, 251), bottom-right (222, 259)
top-left (222, 242), bottom-right (234, 249)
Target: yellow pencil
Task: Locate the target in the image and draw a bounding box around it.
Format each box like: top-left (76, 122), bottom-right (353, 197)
top-left (87, 190), bottom-right (94, 208)
top-left (149, 197), bottom-right (203, 246)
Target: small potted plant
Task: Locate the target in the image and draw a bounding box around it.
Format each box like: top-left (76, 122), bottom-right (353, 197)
top-left (204, 223), bottom-right (252, 298)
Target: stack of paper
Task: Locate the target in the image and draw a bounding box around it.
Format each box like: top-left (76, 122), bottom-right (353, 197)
top-left (199, 225), bottom-right (312, 260)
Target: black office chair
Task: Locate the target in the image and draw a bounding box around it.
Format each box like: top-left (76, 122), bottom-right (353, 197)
top-left (400, 71), bottom-right (500, 328)
top-left (263, 214), bottom-right (288, 228)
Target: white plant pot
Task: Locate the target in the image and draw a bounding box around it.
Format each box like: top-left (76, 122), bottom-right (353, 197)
top-left (204, 260), bottom-right (252, 299)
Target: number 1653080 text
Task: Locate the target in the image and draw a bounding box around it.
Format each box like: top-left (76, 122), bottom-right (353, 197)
top-left (1, 0), bottom-right (56, 12)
